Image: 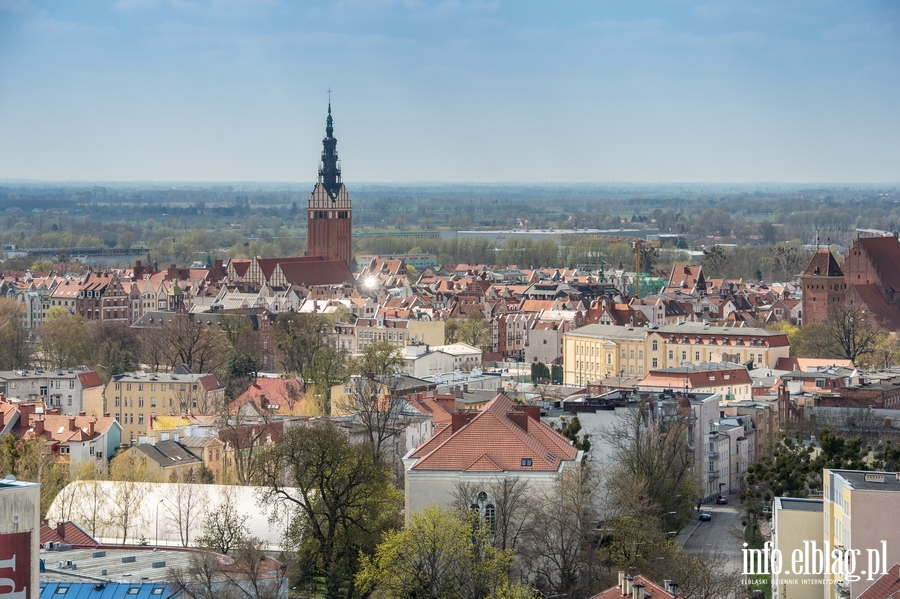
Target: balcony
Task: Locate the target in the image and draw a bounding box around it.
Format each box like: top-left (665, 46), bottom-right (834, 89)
top-left (708, 451), bottom-right (720, 460)
top-left (707, 471), bottom-right (719, 479)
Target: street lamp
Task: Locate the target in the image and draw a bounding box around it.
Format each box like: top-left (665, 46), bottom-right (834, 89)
top-left (155, 498), bottom-right (165, 547)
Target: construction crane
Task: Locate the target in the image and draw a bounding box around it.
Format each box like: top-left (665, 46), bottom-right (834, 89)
top-left (633, 239), bottom-right (661, 298)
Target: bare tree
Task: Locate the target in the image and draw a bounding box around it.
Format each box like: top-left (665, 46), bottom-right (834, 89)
top-left (601, 401), bottom-right (698, 529)
top-left (518, 465), bottom-right (602, 598)
top-left (272, 312), bottom-right (335, 386)
top-left (167, 537), bottom-right (291, 599)
top-left (826, 304), bottom-right (880, 363)
top-left (452, 477), bottom-right (531, 551)
top-left (195, 487), bottom-right (249, 555)
top-left (164, 477), bottom-right (208, 547)
top-left (108, 451), bottom-right (158, 544)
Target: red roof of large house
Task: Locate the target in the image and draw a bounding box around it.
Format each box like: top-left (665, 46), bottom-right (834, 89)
top-left (230, 378), bottom-right (306, 416)
top-left (279, 259), bottom-right (354, 286)
top-left (639, 367), bottom-right (752, 390)
top-left (409, 393), bottom-right (578, 472)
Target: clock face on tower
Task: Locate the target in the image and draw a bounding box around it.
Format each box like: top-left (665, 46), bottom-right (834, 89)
top-left (833, 284), bottom-right (840, 291)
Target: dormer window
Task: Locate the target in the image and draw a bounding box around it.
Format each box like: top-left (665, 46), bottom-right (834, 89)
top-left (521, 458), bottom-right (532, 467)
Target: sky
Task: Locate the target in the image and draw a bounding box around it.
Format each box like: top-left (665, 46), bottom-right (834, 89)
top-left (0, 0), bottom-right (898, 184)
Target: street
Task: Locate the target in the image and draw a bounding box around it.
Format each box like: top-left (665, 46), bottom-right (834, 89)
top-left (682, 501), bottom-right (747, 574)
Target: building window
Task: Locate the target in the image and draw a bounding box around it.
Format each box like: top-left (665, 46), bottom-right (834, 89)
top-left (668, 350), bottom-right (674, 359)
top-left (151, 397), bottom-right (156, 407)
top-left (69, 380), bottom-right (74, 389)
top-left (521, 458), bottom-right (532, 467)
top-left (652, 358), bottom-right (658, 368)
top-left (138, 414), bottom-right (144, 424)
top-left (139, 398), bottom-right (144, 407)
top-left (652, 340), bottom-right (658, 351)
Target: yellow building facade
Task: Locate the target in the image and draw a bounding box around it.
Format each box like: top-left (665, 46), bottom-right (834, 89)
top-left (563, 323), bottom-right (790, 386)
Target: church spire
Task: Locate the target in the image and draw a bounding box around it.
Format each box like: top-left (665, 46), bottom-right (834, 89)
top-left (318, 94), bottom-right (341, 198)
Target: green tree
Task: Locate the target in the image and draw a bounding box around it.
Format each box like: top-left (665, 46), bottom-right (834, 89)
top-left (458, 314), bottom-right (491, 353)
top-left (0, 434), bottom-right (69, 518)
top-left (259, 421), bottom-right (402, 599)
top-left (357, 504), bottom-right (524, 599)
top-left (531, 362), bottom-right (550, 383)
top-left (88, 320), bottom-right (141, 382)
top-left (38, 307), bottom-right (89, 369)
top-left (273, 312), bottom-right (335, 386)
top-left (195, 488), bottom-right (249, 555)
top-left (0, 298), bottom-right (32, 369)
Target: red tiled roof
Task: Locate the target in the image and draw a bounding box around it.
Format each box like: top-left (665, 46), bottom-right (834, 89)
top-left (230, 260), bottom-right (251, 277)
top-left (77, 371), bottom-right (103, 389)
top-left (258, 256), bottom-right (321, 279)
top-left (850, 283), bottom-right (900, 330)
top-left (858, 562), bottom-right (900, 599)
top-left (410, 394), bottom-right (578, 472)
top-left (40, 523), bottom-right (65, 545)
top-left (859, 236), bottom-right (900, 293)
top-left (55, 521), bottom-right (99, 547)
top-left (802, 249), bottom-right (844, 277)
top-left (279, 259), bottom-right (354, 286)
top-left (591, 575), bottom-right (680, 599)
top-left (639, 368), bottom-right (752, 389)
top-left (230, 378), bottom-right (306, 416)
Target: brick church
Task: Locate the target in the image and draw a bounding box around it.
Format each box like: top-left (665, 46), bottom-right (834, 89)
top-left (801, 232), bottom-right (900, 330)
top-left (307, 101), bottom-right (353, 268)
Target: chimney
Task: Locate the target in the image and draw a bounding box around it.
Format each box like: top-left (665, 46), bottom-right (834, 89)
top-left (463, 383), bottom-right (469, 393)
top-left (454, 386), bottom-right (464, 399)
top-left (68, 416), bottom-right (77, 431)
top-left (451, 412), bottom-right (474, 433)
top-left (87, 419), bottom-right (95, 437)
top-left (516, 405), bottom-right (541, 421)
top-left (160, 432), bottom-right (169, 442)
top-left (173, 432), bottom-right (179, 443)
top-left (668, 582), bottom-right (679, 596)
top-left (150, 435), bottom-right (156, 446)
top-left (435, 395), bottom-right (457, 413)
top-left (507, 411), bottom-right (528, 431)
top-left (618, 571), bottom-right (625, 594)
top-left (633, 583), bottom-right (645, 599)
top-left (18, 404), bottom-right (34, 432)
top-left (56, 522), bottom-right (67, 541)
top-left (33, 418), bottom-right (44, 435)
top-left (138, 434), bottom-right (147, 445)
top-left (624, 576), bottom-right (633, 596)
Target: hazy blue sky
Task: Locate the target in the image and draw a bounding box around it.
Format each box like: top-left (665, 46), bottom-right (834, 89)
top-left (1, 0), bottom-right (898, 183)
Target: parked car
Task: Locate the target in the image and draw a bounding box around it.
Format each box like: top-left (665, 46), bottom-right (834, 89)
top-left (699, 509), bottom-right (712, 521)
top-left (716, 495), bottom-right (728, 504)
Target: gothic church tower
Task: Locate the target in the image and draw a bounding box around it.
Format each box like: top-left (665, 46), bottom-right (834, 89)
top-left (307, 101), bottom-right (352, 267)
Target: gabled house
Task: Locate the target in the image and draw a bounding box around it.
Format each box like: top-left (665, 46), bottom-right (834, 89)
top-left (402, 393), bottom-right (581, 521)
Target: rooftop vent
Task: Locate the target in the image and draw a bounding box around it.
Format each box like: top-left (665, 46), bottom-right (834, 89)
top-left (865, 473), bottom-right (885, 483)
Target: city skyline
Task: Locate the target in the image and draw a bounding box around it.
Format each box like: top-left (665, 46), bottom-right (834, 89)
top-left (0, 0), bottom-right (898, 184)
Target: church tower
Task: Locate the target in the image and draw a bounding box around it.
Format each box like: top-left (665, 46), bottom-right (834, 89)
top-left (307, 101), bottom-right (352, 267)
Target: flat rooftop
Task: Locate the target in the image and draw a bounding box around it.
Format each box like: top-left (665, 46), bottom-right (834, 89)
top-left (776, 497), bottom-right (823, 512)
top-left (40, 547), bottom-right (200, 583)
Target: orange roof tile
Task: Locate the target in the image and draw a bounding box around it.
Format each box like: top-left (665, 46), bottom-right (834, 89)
top-left (411, 394), bottom-right (577, 472)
